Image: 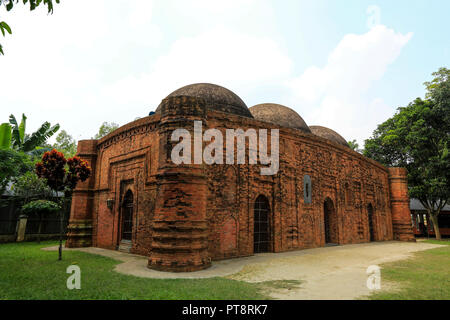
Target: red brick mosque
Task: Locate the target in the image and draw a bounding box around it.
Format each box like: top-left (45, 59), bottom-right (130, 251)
top-left (66, 83), bottom-right (415, 272)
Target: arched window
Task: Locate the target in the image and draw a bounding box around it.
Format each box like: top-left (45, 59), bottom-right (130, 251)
top-left (254, 195), bottom-right (271, 253)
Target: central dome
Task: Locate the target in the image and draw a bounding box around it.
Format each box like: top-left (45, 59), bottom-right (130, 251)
top-left (249, 103), bottom-right (311, 133)
top-left (155, 83), bottom-right (253, 118)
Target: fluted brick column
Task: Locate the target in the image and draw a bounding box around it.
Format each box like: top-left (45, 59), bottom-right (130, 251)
top-left (66, 139), bottom-right (97, 247)
top-left (388, 167), bottom-right (415, 242)
top-left (148, 95), bottom-right (211, 272)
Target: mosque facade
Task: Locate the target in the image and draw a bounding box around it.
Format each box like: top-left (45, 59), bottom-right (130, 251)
top-left (66, 83), bottom-right (415, 272)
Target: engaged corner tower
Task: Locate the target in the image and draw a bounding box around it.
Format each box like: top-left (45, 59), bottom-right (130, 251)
top-left (148, 95), bottom-right (211, 272)
top-left (66, 139), bottom-right (98, 248)
top-left (388, 167), bottom-right (416, 242)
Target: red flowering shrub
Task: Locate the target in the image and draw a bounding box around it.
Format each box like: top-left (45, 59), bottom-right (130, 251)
top-left (66, 156), bottom-right (91, 190)
top-left (35, 149), bottom-right (91, 194)
top-left (35, 149), bottom-right (66, 191)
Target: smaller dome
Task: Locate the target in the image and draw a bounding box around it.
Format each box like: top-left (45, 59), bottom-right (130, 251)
top-left (310, 126), bottom-right (349, 147)
top-left (249, 103), bottom-right (311, 133)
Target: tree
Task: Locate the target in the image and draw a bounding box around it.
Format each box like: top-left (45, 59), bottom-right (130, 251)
top-left (348, 139), bottom-right (362, 153)
top-left (364, 68), bottom-right (450, 240)
top-left (53, 130), bottom-right (77, 158)
top-left (94, 121), bottom-right (119, 139)
top-left (424, 67), bottom-right (450, 136)
top-left (12, 171), bottom-right (53, 201)
top-left (35, 149), bottom-right (91, 260)
top-left (0, 0), bottom-right (60, 55)
top-left (0, 149), bottom-right (33, 195)
top-left (0, 114), bottom-right (60, 154)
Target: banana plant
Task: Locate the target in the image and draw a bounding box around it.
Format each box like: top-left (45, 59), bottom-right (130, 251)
top-left (1, 114), bottom-right (60, 153)
top-left (9, 113), bottom-right (27, 150)
top-left (0, 123), bottom-right (12, 149)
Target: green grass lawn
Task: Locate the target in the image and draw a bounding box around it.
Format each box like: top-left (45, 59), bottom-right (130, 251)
top-left (0, 241), bottom-right (268, 300)
top-left (368, 239), bottom-right (450, 300)
top-left (2, 240), bottom-right (449, 300)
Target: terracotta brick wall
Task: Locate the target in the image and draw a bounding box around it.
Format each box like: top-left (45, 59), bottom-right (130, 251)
top-left (79, 116), bottom-right (161, 254)
top-left (204, 111), bottom-right (397, 260)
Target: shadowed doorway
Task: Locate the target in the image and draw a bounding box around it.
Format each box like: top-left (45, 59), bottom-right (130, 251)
top-left (324, 197), bottom-right (338, 245)
top-left (119, 190), bottom-right (134, 251)
top-left (254, 195), bottom-right (271, 253)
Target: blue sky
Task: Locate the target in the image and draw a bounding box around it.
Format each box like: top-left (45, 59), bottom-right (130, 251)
top-left (0, 0), bottom-right (448, 146)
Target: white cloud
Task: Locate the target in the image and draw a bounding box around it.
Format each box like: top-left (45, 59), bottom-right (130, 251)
top-left (128, 0), bottom-right (155, 27)
top-left (1, 1), bottom-right (280, 140)
top-left (125, 0), bottom-right (162, 47)
top-left (0, 2), bottom-right (413, 146)
top-left (100, 26), bottom-right (293, 111)
top-left (286, 25), bottom-right (413, 145)
top-left (173, 0), bottom-right (257, 14)
top-left (0, 1), bottom-right (160, 139)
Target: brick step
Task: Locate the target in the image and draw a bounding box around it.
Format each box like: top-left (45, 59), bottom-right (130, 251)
top-left (118, 240), bottom-right (132, 253)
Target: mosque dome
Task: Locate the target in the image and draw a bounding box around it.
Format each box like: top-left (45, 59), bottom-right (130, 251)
top-left (309, 125), bottom-right (349, 147)
top-left (249, 103), bottom-right (311, 133)
top-left (155, 83), bottom-right (253, 118)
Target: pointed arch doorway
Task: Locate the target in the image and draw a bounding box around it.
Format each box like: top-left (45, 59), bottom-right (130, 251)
top-left (324, 197), bottom-right (339, 245)
top-left (119, 189), bottom-right (134, 251)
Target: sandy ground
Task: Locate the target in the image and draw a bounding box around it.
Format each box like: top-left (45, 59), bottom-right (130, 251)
top-left (42, 241), bottom-right (443, 299)
top-left (228, 241), bottom-right (444, 299)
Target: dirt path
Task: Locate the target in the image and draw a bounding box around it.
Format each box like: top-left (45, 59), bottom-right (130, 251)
top-left (228, 241), bottom-right (443, 300)
top-left (43, 241), bottom-right (443, 299)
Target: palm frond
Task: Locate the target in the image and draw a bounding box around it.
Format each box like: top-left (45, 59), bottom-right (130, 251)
top-left (22, 122), bottom-right (60, 152)
top-left (22, 122), bottom-right (50, 152)
top-left (8, 114), bottom-right (22, 148)
top-left (19, 114), bottom-right (27, 143)
top-left (0, 123), bottom-right (12, 149)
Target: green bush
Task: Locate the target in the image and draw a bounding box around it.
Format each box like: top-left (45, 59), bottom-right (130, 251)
top-left (21, 199), bottom-right (60, 215)
top-left (12, 172), bottom-right (53, 201)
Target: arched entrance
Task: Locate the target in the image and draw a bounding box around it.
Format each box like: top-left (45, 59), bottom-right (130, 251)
top-left (367, 203), bottom-right (375, 241)
top-left (254, 195), bottom-right (271, 253)
top-left (120, 190), bottom-right (134, 243)
top-left (324, 197), bottom-right (338, 245)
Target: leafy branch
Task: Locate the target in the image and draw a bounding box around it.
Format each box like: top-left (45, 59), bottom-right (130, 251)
top-left (0, 0), bottom-right (60, 55)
